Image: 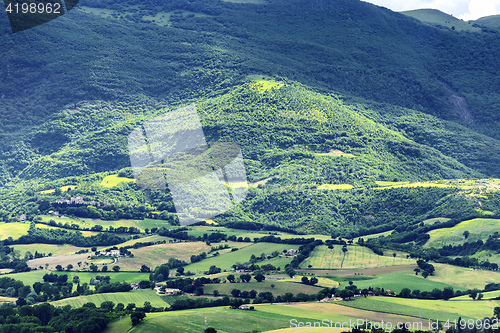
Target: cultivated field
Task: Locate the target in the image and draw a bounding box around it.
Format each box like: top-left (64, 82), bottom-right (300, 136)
top-left (0, 222), bottom-right (30, 240)
top-left (349, 269), bottom-right (467, 293)
top-left (425, 218), bottom-right (500, 248)
top-left (117, 241), bottom-right (213, 271)
top-left (202, 280), bottom-right (323, 296)
top-left (301, 245), bottom-right (414, 269)
top-left (184, 243), bottom-right (301, 273)
top-left (341, 296), bottom-right (500, 321)
top-left (12, 243), bottom-right (89, 257)
top-left (426, 264), bottom-right (500, 289)
top-left (51, 289), bottom-right (168, 308)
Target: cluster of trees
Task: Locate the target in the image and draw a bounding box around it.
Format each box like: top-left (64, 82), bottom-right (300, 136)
top-left (0, 303), bottom-right (111, 333)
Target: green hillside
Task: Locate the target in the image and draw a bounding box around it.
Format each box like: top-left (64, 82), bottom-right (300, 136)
top-left (474, 15), bottom-right (500, 28)
top-left (400, 9), bottom-right (480, 32)
top-left (425, 218), bottom-right (500, 248)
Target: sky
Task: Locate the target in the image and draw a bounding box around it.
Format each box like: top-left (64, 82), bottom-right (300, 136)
top-left (364, 0), bottom-right (500, 20)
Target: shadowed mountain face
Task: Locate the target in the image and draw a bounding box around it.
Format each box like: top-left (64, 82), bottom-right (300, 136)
top-left (0, 0), bottom-right (499, 183)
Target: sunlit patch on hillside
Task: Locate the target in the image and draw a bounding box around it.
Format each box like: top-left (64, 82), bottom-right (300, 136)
top-left (40, 185), bottom-right (77, 194)
top-left (101, 174), bottom-right (136, 188)
top-left (252, 80), bottom-right (284, 92)
top-left (317, 184), bottom-right (354, 190)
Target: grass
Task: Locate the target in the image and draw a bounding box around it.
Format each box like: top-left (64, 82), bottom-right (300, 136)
top-left (100, 174), bottom-right (136, 188)
top-left (38, 215), bottom-right (173, 232)
top-left (35, 223), bottom-right (99, 237)
top-left (51, 289), bottom-right (169, 308)
top-left (454, 290), bottom-right (500, 300)
top-left (422, 217), bottom-right (451, 225)
top-left (0, 222), bottom-right (30, 240)
top-left (343, 269), bottom-right (468, 293)
top-left (425, 264), bottom-right (500, 289)
top-left (40, 185), bottom-right (77, 194)
top-left (425, 218), bottom-right (500, 248)
top-left (340, 296), bottom-right (495, 322)
top-left (202, 280), bottom-right (323, 296)
top-left (317, 184), bottom-right (354, 190)
top-left (183, 243), bottom-right (300, 273)
top-left (13, 244), bottom-right (89, 257)
top-left (301, 245), bottom-right (414, 269)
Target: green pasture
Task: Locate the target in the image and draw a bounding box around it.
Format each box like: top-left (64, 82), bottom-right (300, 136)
top-left (202, 279), bottom-right (322, 296)
top-left (13, 243), bottom-right (89, 257)
top-left (422, 217), bottom-right (451, 225)
top-left (301, 245), bottom-right (414, 269)
top-left (0, 222), bottom-right (30, 240)
top-left (341, 296), bottom-right (500, 321)
top-left (51, 289), bottom-right (169, 308)
top-left (427, 264), bottom-right (500, 289)
top-left (183, 243), bottom-right (300, 273)
top-left (425, 218), bottom-right (500, 248)
top-left (127, 306), bottom-right (292, 333)
top-left (39, 214), bottom-right (172, 232)
top-left (342, 270), bottom-right (467, 293)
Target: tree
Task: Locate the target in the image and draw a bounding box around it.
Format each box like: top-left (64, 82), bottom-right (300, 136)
top-left (414, 268), bottom-right (421, 275)
top-left (152, 264), bottom-right (169, 281)
top-left (55, 265), bottom-right (63, 271)
top-left (309, 277), bottom-right (318, 286)
top-left (231, 289), bottom-right (241, 297)
top-left (494, 306), bottom-right (500, 319)
top-left (126, 303), bottom-right (136, 311)
top-left (208, 265), bottom-right (221, 275)
top-left (131, 311), bottom-right (146, 325)
top-left (399, 288), bottom-right (411, 298)
top-left (254, 273), bottom-right (265, 282)
top-left (66, 264), bottom-right (73, 271)
top-left (227, 274), bottom-right (235, 283)
top-left (283, 292), bottom-right (294, 304)
top-left (115, 303), bottom-right (125, 311)
top-left (422, 270), bottom-right (429, 279)
top-left (442, 287), bottom-right (454, 300)
top-left (240, 274), bottom-right (251, 283)
top-left (113, 265), bottom-right (120, 272)
top-left (469, 289), bottom-right (478, 300)
top-left (100, 301), bottom-right (115, 311)
top-left (301, 276), bottom-right (309, 285)
top-left (140, 265), bottom-right (151, 273)
top-left (205, 328), bottom-right (217, 333)
top-left (102, 265), bottom-right (108, 272)
top-left (213, 290), bottom-right (220, 297)
top-left (463, 231), bottom-right (470, 239)
top-left (90, 263), bottom-right (98, 272)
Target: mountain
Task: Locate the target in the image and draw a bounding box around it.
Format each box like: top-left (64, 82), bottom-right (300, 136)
top-left (1, 0), bottom-right (500, 234)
